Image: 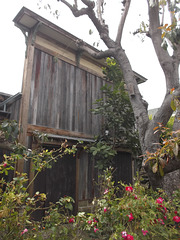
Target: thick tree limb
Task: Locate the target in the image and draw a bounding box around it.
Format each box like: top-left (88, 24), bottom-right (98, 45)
top-left (60, 0), bottom-right (89, 16)
top-left (76, 39), bottom-right (116, 58)
top-left (81, 0), bottom-right (95, 8)
top-left (60, 0), bottom-right (115, 47)
top-left (116, 0), bottom-right (131, 44)
top-left (148, 1), bottom-right (180, 92)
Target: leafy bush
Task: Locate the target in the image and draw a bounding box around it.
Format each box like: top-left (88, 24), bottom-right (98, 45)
top-left (71, 168), bottom-right (180, 240)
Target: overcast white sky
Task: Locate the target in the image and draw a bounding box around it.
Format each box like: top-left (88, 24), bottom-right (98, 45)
top-left (1, 0), bottom-right (168, 110)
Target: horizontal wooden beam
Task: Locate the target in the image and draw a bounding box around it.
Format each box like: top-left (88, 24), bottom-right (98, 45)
top-left (27, 124), bottom-right (94, 140)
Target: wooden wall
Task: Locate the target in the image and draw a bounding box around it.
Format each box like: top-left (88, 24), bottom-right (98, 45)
top-left (7, 98), bottom-right (21, 122)
top-left (28, 48), bottom-right (106, 137)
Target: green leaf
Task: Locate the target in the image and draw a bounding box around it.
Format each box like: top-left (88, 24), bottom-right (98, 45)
top-left (159, 165), bottom-right (164, 177)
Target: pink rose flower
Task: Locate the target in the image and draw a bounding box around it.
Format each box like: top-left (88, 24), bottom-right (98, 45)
top-left (173, 216), bottom-right (180, 223)
top-left (142, 229), bottom-right (148, 236)
top-left (125, 186), bottom-right (133, 192)
top-left (158, 218), bottom-right (165, 225)
top-left (104, 189), bottom-right (109, 194)
top-left (88, 220), bottom-right (92, 224)
top-left (156, 197), bottom-right (164, 204)
top-left (94, 226), bottom-right (99, 232)
top-left (121, 231), bottom-right (128, 238)
top-left (20, 228), bottom-right (28, 236)
top-left (104, 207), bottom-right (107, 213)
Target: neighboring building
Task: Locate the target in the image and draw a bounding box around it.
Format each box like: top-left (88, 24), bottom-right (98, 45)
top-left (0, 7), bottom-right (147, 213)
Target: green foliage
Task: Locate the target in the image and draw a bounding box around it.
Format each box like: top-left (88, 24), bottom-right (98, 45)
top-left (91, 58), bottom-right (141, 170)
top-left (0, 119), bottom-right (179, 239)
top-left (89, 141), bottom-right (116, 169)
top-left (145, 124), bottom-right (180, 176)
top-left (0, 120), bottom-right (79, 239)
top-left (0, 120), bottom-right (19, 142)
top-left (73, 168), bottom-right (180, 240)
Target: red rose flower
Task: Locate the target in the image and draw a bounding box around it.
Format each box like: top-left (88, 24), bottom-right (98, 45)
top-left (126, 234), bottom-right (134, 240)
top-left (127, 213), bottom-right (134, 222)
top-left (104, 207), bottom-right (107, 213)
top-left (69, 218), bottom-right (75, 223)
top-left (173, 216), bottom-right (180, 223)
top-left (133, 194), bottom-right (138, 199)
top-left (3, 162), bottom-right (7, 168)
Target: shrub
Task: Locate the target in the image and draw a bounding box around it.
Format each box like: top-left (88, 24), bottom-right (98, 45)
top-left (72, 168), bottom-right (180, 240)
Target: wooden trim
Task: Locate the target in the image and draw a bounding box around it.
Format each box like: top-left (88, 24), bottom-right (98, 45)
top-left (27, 124), bottom-right (94, 140)
top-left (18, 34), bottom-right (35, 173)
top-left (75, 150), bottom-right (80, 214)
top-left (34, 35), bottom-right (105, 78)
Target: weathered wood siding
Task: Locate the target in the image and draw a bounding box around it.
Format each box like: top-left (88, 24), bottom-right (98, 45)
top-left (7, 98), bottom-right (21, 122)
top-left (28, 48), bottom-right (106, 137)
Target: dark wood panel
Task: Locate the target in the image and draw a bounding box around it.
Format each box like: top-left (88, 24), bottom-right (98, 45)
top-left (112, 152), bottom-right (132, 185)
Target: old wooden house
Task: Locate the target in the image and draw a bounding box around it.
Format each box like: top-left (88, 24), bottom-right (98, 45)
top-left (0, 7), bottom-right (147, 212)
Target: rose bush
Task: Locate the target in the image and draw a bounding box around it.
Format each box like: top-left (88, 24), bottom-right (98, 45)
top-left (72, 168), bottom-right (180, 240)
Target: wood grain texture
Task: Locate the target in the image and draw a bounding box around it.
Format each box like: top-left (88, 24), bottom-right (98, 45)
top-left (28, 48), bottom-right (110, 138)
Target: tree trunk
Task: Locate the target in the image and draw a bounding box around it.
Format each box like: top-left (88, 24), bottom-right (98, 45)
top-left (60, 0), bottom-right (180, 192)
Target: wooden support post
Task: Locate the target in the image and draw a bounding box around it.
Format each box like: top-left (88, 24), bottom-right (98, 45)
top-left (75, 150), bottom-right (80, 214)
top-left (17, 33), bottom-right (35, 173)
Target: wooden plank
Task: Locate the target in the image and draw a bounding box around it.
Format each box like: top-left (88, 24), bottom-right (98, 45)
top-left (86, 73), bottom-right (92, 135)
top-left (81, 71), bottom-right (87, 133)
top-left (69, 65), bottom-right (75, 131)
top-left (74, 68), bottom-right (80, 132)
top-left (27, 124), bottom-right (94, 139)
top-left (18, 35), bottom-right (35, 173)
top-left (75, 150), bottom-right (80, 214)
top-left (78, 151), bottom-right (88, 200)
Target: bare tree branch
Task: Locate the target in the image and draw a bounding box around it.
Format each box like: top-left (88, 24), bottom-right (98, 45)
top-left (167, 0), bottom-right (176, 25)
top-left (74, 0), bottom-right (78, 8)
top-left (81, 0), bottom-right (95, 8)
top-left (60, 0), bottom-right (89, 16)
top-left (60, 0), bottom-right (115, 47)
top-left (96, 0), bottom-right (105, 25)
top-left (76, 39), bottom-right (116, 58)
top-left (116, 0), bottom-right (131, 44)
